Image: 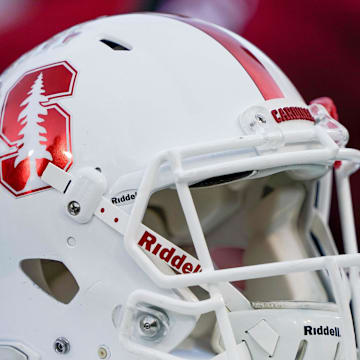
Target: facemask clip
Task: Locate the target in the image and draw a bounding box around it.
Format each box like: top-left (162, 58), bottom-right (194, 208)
top-left (239, 105), bottom-right (285, 151)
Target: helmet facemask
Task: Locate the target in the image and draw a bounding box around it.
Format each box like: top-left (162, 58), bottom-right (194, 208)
top-left (78, 103), bottom-right (357, 360)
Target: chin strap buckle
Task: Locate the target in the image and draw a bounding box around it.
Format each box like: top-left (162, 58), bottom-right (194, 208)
top-left (42, 163), bottom-right (107, 223)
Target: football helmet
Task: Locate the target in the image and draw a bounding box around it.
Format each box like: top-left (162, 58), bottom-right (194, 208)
top-left (1, 13), bottom-right (360, 360)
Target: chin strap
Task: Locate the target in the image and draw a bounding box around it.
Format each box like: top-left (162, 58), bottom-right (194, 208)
top-left (41, 162), bottom-right (203, 275)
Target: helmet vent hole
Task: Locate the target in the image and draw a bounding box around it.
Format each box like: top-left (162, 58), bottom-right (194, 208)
top-left (190, 171), bottom-right (254, 188)
top-left (100, 39), bottom-right (131, 51)
top-left (20, 259), bottom-right (79, 304)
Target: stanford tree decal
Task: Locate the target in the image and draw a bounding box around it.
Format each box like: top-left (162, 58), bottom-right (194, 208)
top-left (0, 62), bottom-right (77, 197)
top-left (15, 73), bottom-right (53, 190)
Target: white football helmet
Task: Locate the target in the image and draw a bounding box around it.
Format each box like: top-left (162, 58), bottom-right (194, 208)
top-left (1, 13), bottom-right (360, 360)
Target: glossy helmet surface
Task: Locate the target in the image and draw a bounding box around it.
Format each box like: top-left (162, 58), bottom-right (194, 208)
top-left (0, 13), bottom-right (359, 360)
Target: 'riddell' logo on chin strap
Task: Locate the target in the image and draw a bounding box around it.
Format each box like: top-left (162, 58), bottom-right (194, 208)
top-left (138, 231), bottom-right (202, 274)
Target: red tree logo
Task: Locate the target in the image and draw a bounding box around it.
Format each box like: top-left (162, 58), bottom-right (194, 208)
top-left (0, 62), bottom-right (77, 197)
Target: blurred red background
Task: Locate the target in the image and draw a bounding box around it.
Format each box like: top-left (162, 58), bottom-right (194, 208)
top-left (0, 0), bottom-right (359, 250)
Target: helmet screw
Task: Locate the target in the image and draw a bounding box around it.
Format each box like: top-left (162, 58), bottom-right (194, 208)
top-left (139, 314), bottom-right (161, 338)
top-left (255, 114), bottom-right (266, 123)
top-left (54, 337), bottom-right (70, 354)
top-left (67, 201), bottom-right (81, 216)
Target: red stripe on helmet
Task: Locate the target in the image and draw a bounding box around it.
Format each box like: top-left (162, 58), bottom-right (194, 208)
top-left (168, 15), bottom-right (284, 100)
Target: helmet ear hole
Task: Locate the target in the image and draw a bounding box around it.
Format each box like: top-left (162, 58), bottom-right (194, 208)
top-left (20, 259), bottom-right (79, 304)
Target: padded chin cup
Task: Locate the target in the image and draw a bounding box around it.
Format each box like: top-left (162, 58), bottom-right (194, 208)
top-left (211, 305), bottom-right (342, 359)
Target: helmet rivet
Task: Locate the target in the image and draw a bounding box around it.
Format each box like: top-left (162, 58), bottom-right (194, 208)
top-left (139, 314), bottom-right (161, 338)
top-left (54, 337), bottom-right (70, 354)
top-left (98, 345), bottom-right (110, 359)
top-left (66, 236), bottom-right (76, 247)
top-left (67, 201), bottom-right (81, 216)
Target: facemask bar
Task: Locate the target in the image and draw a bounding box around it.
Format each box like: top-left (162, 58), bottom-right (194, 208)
top-left (316, 170), bottom-right (332, 222)
top-left (336, 160), bottom-right (360, 344)
top-left (118, 289), bottom-right (247, 360)
top-left (123, 122), bottom-right (360, 360)
top-left (119, 255), bottom-right (360, 360)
